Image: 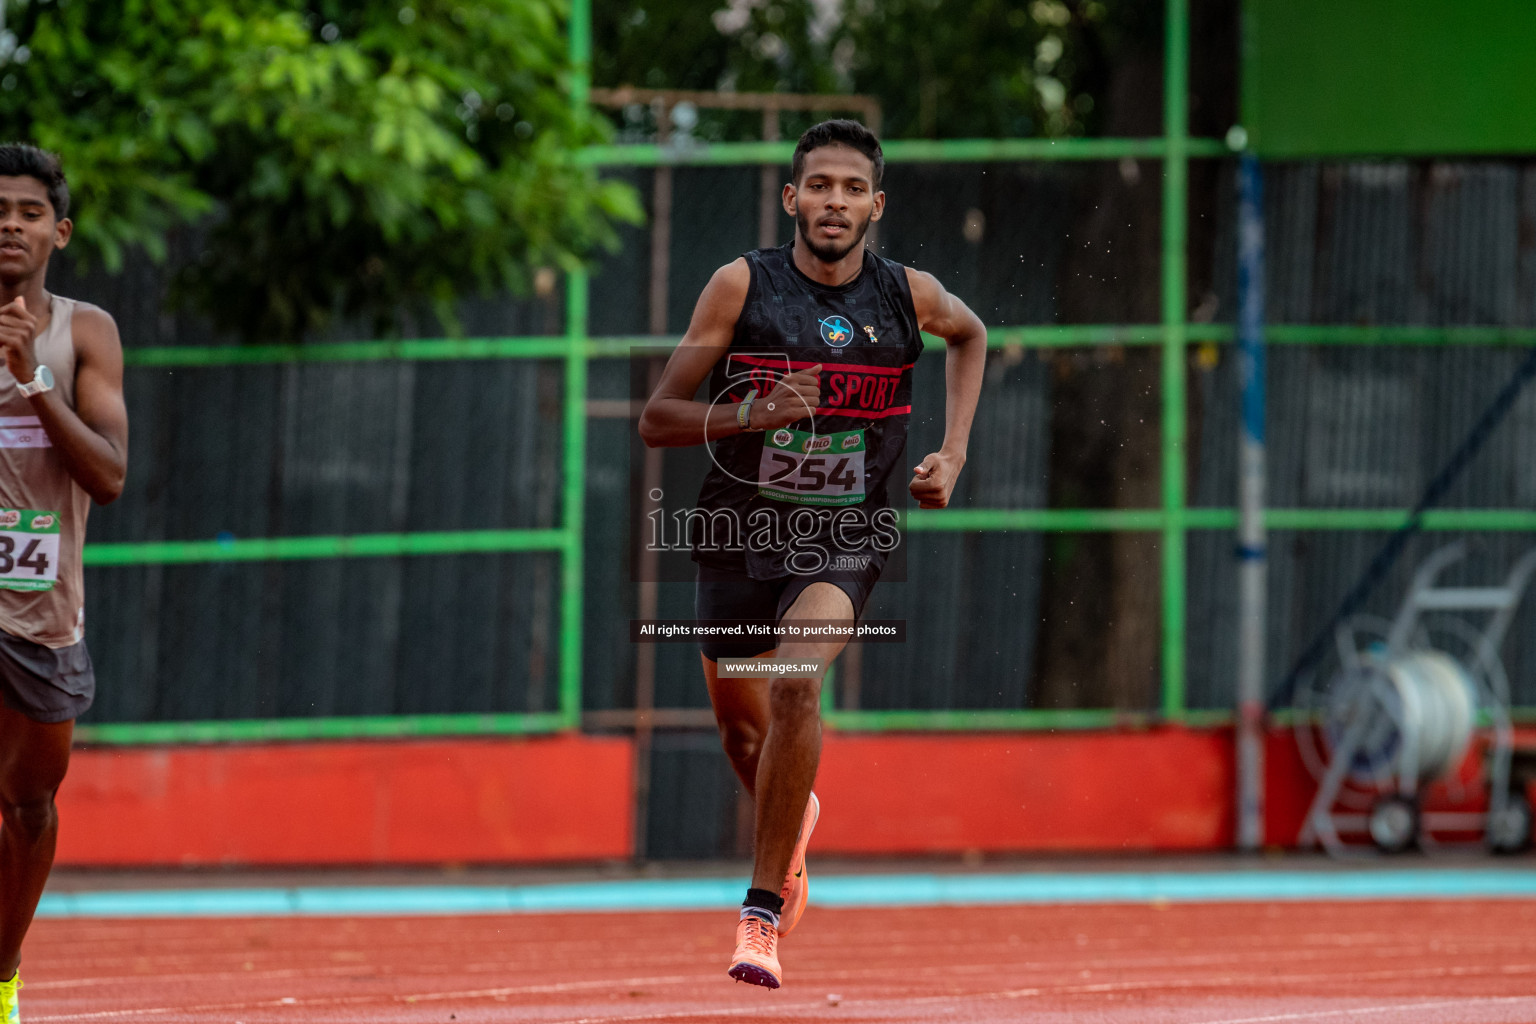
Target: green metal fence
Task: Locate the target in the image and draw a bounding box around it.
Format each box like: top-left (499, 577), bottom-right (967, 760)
top-left (72, 0), bottom-right (1536, 744)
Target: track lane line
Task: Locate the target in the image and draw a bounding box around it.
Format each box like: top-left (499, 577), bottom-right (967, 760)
top-left (1197, 996), bottom-right (1536, 1024)
top-left (29, 973), bottom-right (727, 1021)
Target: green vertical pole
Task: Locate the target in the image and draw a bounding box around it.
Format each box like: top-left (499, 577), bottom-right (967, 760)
top-left (560, 274), bottom-right (588, 729)
top-left (1160, 0), bottom-right (1189, 720)
top-left (559, 0), bottom-right (592, 729)
top-left (569, 0), bottom-right (591, 108)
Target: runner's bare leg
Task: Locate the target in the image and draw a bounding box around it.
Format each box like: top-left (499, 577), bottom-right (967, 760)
top-left (0, 707), bottom-right (73, 978)
top-left (704, 653), bottom-right (774, 796)
top-left (749, 582), bottom-right (851, 892)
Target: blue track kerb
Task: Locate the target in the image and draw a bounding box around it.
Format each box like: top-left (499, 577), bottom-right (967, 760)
top-left (36, 869), bottom-right (1536, 919)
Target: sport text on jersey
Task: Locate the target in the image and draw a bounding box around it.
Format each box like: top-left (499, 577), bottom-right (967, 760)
top-left (724, 354), bottom-right (911, 419)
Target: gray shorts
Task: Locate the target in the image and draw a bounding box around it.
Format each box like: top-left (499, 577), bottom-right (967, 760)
top-left (0, 629), bottom-right (94, 724)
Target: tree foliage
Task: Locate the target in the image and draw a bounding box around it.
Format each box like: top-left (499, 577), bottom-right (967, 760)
top-left (1, 0), bottom-right (640, 341)
top-left (596, 0), bottom-right (1134, 141)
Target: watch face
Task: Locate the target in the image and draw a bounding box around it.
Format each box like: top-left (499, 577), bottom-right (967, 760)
top-left (35, 365), bottom-right (53, 390)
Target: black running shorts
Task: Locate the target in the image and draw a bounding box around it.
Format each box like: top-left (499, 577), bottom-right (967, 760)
top-left (694, 562), bottom-right (880, 661)
top-left (0, 629), bottom-right (95, 724)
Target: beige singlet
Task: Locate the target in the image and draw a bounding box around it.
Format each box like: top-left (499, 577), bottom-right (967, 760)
top-left (0, 294), bottom-right (92, 648)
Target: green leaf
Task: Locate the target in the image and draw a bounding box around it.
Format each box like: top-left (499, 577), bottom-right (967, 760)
top-left (4, 0), bottom-right (638, 342)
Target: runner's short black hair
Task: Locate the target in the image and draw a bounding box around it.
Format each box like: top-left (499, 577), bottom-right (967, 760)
top-left (792, 119), bottom-right (883, 190)
top-left (0, 143), bottom-right (70, 219)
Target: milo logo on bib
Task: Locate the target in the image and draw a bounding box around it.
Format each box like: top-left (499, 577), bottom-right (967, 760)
top-left (758, 428), bottom-right (867, 507)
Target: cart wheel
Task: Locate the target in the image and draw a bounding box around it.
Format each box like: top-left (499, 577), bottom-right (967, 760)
top-left (1488, 791), bottom-right (1533, 855)
top-left (1369, 796), bottom-right (1420, 853)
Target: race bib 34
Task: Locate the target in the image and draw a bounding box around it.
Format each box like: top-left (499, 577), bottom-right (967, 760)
top-left (0, 509), bottom-right (61, 592)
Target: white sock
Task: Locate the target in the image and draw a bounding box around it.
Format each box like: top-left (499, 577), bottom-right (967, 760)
top-left (741, 906), bottom-right (780, 928)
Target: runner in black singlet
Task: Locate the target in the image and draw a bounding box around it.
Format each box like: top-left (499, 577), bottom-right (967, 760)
top-left (639, 120), bottom-right (985, 989)
top-left (691, 239), bottom-right (919, 589)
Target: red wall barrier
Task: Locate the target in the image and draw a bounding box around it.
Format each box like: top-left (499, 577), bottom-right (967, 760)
top-left (56, 724), bottom-right (1514, 865)
top-left (815, 726), bottom-right (1521, 854)
top-left (56, 735), bottom-right (634, 866)
top-left (815, 727), bottom-right (1252, 853)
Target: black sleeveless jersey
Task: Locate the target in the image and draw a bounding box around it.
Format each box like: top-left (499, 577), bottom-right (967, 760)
top-left (693, 242), bottom-right (924, 578)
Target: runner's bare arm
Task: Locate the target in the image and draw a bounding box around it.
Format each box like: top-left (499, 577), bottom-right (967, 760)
top-left (19, 304), bottom-right (126, 504)
top-left (904, 268), bottom-right (986, 509)
top-left (640, 259), bottom-right (821, 447)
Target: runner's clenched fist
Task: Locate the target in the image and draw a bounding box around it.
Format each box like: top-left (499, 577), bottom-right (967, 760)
top-left (909, 450), bottom-right (965, 509)
top-left (0, 297), bottom-right (41, 384)
top-left (751, 363), bottom-right (822, 431)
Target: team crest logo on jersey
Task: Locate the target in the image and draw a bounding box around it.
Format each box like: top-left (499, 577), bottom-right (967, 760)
top-left (818, 315), bottom-right (854, 348)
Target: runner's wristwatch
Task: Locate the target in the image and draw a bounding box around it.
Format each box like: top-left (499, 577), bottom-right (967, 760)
top-left (17, 365), bottom-right (53, 397)
top-left (738, 388), bottom-right (764, 432)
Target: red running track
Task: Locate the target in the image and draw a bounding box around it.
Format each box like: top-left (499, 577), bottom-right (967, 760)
top-left (21, 900), bottom-right (1536, 1023)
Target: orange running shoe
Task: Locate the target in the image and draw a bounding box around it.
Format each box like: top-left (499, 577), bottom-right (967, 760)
top-left (777, 791), bottom-right (820, 936)
top-left (727, 913), bottom-right (782, 988)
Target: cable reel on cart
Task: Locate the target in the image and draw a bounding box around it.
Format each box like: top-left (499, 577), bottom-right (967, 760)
top-left (1292, 543), bottom-right (1536, 856)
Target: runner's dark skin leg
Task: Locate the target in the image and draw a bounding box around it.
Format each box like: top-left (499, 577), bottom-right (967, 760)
top-left (0, 706), bottom-right (73, 978)
top-left (704, 653), bottom-right (774, 796)
top-left (748, 582), bottom-right (851, 893)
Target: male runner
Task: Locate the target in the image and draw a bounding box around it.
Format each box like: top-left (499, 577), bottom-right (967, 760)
top-left (639, 120), bottom-right (985, 989)
top-left (0, 144), bottom-right (129, 1021)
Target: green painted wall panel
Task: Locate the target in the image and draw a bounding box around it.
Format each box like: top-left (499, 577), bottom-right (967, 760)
top-left (1243, 0), bottom-right (1536, 157)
